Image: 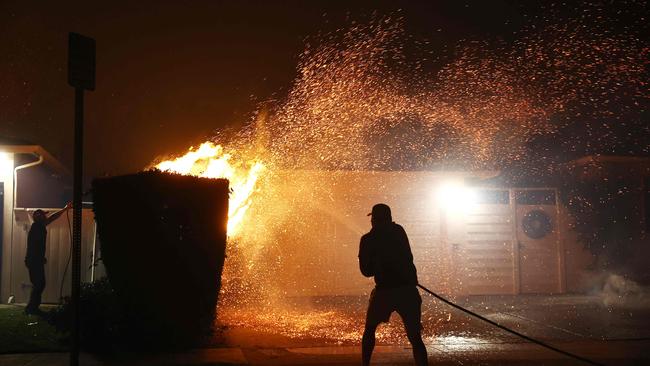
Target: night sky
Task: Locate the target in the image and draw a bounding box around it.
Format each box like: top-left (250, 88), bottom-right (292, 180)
top-left (1, 1), bottom-right (647, 177)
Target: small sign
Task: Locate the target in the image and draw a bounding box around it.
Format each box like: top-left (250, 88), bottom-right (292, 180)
top-left (68, 33), bottom-right (96, 91)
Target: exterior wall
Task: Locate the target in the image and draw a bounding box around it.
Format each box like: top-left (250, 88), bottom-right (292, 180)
top-left (251, 170), bottom-right (457, 297)
top-left (429, 187), bottom-right (591, 295)
top-left (0, 152), bottom-right (15, 302)
top-left (0, 149), bottom-right (107, 304)
top-left (455, 197), bottom-right (516, 294)
top-left (250, 170), bottom-right (594, 297)
top-left (8, 208), bottom-right (98, 304)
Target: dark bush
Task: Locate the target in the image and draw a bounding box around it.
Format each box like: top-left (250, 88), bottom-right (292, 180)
top-left (49, 278), bottom-right (122, 353)
top-left (91, 171), bottom-right (229, 350)
top-left (560, 177), bottom-right (642, 271)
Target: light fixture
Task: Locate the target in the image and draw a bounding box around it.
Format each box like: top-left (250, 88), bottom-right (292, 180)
top-left (0, 152), bottom-right (12, 177)
top-left (435, 180), bottom-right (477, 214)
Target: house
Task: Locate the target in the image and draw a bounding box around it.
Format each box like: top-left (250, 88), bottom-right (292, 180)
top-left (255, 155), bottom-right (650, 298)
top-left (243, 169), bottom-right (597, 297)
top-left (0, 136), bottom-right (99, 304)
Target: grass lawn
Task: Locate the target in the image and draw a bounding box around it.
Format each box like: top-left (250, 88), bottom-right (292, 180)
top-left (0, 305), bottom-right (67, 354)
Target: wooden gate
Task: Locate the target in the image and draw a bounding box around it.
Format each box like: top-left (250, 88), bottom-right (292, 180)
top-left (515, 189), bottom-right (562, 293)
top-left (454, 188), bottom-right (563, 294)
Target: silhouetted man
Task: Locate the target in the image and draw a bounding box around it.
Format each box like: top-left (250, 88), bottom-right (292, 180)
top-left (24, 203), bottom-right (71, 315)
top-left (359, 203), bottom-right (428, 366)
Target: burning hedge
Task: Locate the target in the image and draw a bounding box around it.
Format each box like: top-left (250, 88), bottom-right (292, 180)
top-left (92, 170), bottom-right (229, 348)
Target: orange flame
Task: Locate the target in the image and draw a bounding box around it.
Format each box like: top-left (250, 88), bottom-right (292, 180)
top-left (154, 142), bottom-right (265, 236)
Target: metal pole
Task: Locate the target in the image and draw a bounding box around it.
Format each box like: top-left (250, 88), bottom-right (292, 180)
top-left (71, 87), bottom-right (84, 366)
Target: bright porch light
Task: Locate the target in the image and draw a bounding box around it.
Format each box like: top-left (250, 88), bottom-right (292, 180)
top-left (0, 152), bottom-right (12, 176)
top-left (436, 180), bottom-right (477, 214)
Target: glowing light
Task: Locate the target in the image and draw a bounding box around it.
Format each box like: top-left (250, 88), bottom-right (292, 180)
top-left (436, 181), bottom-right (477, 214)
top-left (153, 142), bottom-right (265, 237)
top-left (0, 152), bottom-right (12, 177)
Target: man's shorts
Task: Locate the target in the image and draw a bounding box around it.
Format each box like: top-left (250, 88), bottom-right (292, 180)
top-left (365, 286), bottom-right (422, 329)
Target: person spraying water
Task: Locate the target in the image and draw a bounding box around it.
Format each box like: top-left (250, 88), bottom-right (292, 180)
top-left (359, 203), bottom-right (428, 366)
top-left (24, 203), bottom-right (72, 315)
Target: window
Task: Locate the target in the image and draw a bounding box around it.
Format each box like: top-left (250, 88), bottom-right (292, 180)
top-left (475, 189), bottom-right (509, 204)
top-left (515, 190), bottom-right (556, 205)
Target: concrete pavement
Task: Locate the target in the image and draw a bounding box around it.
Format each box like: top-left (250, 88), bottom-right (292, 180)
top-left (2, 293), bottom-right (648, 365)
top-left (1, 339), bottom-right (648, 365)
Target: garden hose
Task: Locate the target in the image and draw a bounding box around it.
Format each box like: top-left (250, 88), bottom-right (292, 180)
top-left (417, 283), bottom-right (605, 366)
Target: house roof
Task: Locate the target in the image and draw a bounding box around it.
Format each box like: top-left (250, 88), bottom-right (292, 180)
top-left (561, 155), bottom-right (650, 182)
top-left (568, 155), bottom-right (650, 166)
top-left (0, 136), bottom-right (69, 176)
top-left (0, 136), bottom-right (36, 146)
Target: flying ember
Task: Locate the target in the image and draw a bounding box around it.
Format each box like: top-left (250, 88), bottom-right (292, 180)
top-left (147, 5), bottom-right (647, 345)
top-left (154, 142), bottom-right (265, 237)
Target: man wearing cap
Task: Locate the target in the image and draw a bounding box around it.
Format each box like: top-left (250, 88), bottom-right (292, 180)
top-left (24, 203), bottom-right (71, 315)
top-left (359, 203), bottom-right (428, 366)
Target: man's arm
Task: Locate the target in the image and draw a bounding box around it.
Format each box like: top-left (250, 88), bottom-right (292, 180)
top-left (46, 202), bottom-right (72, 226)
top-left (397, 225), bottom-right (414, 261)
top-left (358, 236), bottom-right (375, 277)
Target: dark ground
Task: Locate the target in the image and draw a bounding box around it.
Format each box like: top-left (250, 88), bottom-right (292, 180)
top-left (218, 292), bottom-right (650, 365)
top-left (0, 305), bottom-right (65, 354)
top-left (2, 292), bottom-right (649, 365)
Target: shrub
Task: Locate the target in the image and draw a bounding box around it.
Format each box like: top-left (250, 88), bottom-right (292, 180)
top-left (49, 278), bottom-right (122, 353)
top-left (89, 171), bottom-right (229, 350)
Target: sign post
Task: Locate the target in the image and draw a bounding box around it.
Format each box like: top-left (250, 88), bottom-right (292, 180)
top-left (67, 32), bottom-right (95, 366)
